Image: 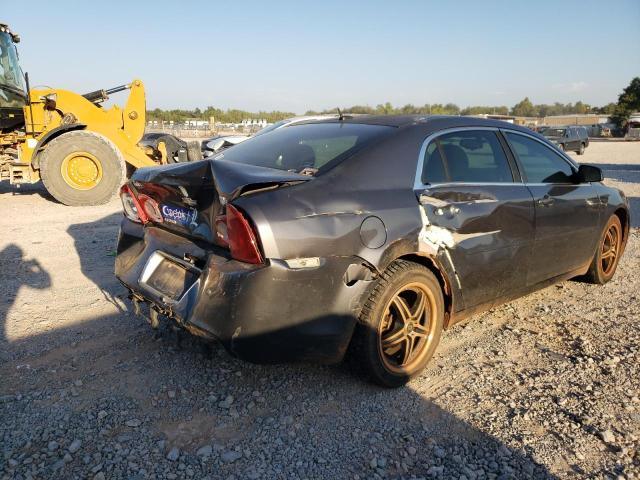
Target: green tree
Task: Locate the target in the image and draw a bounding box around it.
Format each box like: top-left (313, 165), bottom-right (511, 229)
top-left (400, 103), bottom-right (417, 114)
top-left (460, 105), bottom-right (509, 115)
top-left (593, 102), bottom-right (617, 115)
top-left (510, 97), bottom-right (537, 117)
top-left (611, 77), bottom-right (640, 127)
top-left (573, 101), bottom-right (591, 114)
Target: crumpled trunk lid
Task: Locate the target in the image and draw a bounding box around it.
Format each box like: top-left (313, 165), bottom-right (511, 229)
top-left (129, 159), bottom-right (311, 244)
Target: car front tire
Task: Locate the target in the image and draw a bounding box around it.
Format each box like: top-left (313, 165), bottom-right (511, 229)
top-left (577, 142), bottom-right (585, 155)
top-left (585, 215), bottom-right (623, 284)
top-left (350, 260), bottom-right (444, 388)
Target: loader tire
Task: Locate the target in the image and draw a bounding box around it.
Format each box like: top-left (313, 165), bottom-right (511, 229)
top-left (186, 140), bottom-right (203, 161)
top-left (39, 131), bottom-right (125, 206)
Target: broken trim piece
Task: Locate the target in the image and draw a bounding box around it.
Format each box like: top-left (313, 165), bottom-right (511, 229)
top-left (283, 257), bottom-right (321, 269)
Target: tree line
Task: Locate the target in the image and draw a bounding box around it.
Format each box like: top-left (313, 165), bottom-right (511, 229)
top-left (305, 100), bottom-right (618, 117)
top-left (147, 107), bottom-right (296, 124)
top-left (147, 77), bottom-right (640, 127)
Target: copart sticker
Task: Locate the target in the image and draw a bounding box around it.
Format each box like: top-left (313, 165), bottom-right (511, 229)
top-left (161, 204), bottom-right (197, 228)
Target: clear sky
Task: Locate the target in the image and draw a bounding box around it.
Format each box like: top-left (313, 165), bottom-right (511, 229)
top-left (5, 0), bottom-right (640, 113)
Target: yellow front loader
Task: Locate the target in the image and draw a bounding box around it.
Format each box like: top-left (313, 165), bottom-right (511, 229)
top-left (0, 23), bottom-right (172, 206)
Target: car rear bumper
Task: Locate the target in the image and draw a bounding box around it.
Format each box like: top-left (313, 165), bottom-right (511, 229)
top-left (115, 219), bottom-right (372, 364)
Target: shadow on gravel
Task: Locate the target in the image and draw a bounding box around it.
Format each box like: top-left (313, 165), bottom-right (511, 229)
top-left (628, 197), bottom-right (640, 228)
top-left (66, 212), bottom-right (126, 310)
top-left (0, 244), bottom-right (51, 358)
top-left (0, 212), bottom-right (559, 479)
top-left (0, 310), bottom-right (559, 479)
top-left (0, 181), bottom-right (56, 202)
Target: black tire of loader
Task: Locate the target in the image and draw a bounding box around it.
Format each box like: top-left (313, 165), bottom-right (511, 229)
top-left (39, 131), bottom-right (125, 206)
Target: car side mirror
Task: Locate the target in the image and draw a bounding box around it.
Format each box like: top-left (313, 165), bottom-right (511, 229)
top-left (577, 164), bottom-right (603, 183)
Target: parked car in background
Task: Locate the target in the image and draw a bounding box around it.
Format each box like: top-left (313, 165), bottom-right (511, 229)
top-left (116, 115), bottom-right (628, 387)
top-left (541, 126), bottom-right (589, 154)
top-left (201, 134), bottom-right (250, 158)
top-left (625, 112), bottom-right (640, 140)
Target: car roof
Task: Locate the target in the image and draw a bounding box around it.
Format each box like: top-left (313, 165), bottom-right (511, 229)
top-left (291, 114), bottom-right (537, 135)
top-left (284, 115), bottom-right (339, 124)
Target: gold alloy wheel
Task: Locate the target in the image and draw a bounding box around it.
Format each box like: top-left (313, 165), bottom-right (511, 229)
top-left (378, 282), bottom-right (438, 374)
top-left (601, 221), bottom-right (621, 276)
top-left (60, 151), bottom-right (103, 190)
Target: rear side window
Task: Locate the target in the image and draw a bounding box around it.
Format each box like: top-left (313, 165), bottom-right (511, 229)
top-left (214, 123), bottom-right (394, 174)
top-left (505, 132), bottom-right (575, 183)
top-left (421, 142), bottom-right (448, 183)
top-left (421, 130), bottom-right (513, 184)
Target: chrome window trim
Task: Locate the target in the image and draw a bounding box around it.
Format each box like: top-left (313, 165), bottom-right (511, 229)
top-left (420, 181), bottom-right (523, 188)
top-left (523, 182), bottom-right (578, 187)
top-left (414, 126), bottom-right (517, 190)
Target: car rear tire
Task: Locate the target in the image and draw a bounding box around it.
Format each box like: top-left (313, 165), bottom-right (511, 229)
top-left (350, 260), bottom-right (444, 388)
top-left (558, 143), bottom-right (565, 152)
top-left (585, 215), bottom-right (623, 284)
top-left (577, 142), bottom-right (585, 155)
top-left (39, 131), bottom-right (125, 206)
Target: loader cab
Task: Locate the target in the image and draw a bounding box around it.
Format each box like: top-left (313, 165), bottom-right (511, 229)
top-left (0, 28), bottom-right (27, 132)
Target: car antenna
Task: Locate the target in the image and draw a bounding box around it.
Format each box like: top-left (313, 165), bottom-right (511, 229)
top-left (337, 107), bottom-right (344, 121)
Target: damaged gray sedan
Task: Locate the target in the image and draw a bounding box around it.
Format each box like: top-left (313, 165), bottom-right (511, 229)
top-left (115, 115), bottom-right (629, 387)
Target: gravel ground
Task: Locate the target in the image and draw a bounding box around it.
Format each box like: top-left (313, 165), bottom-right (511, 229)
top-left (1, 140), bottom-right (639, 480)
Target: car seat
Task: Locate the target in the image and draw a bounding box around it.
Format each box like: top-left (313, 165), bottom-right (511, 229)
top-left (441, 144), bottom-right (470, 181)
top-left (424, 146), bottom-right (447, 183)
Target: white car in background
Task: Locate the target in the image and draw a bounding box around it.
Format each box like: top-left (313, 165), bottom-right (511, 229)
top-left (201, 134), bottom-right (250, 157)
top-left (201, 115), bottom-right (339, 157)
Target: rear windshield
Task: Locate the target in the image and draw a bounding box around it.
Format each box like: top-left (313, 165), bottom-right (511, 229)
top-left (213, 123), bottom-right (394, 174)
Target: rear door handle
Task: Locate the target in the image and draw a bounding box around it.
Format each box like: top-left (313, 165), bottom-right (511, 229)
top-left (537, 195), bottom-right (554, 207)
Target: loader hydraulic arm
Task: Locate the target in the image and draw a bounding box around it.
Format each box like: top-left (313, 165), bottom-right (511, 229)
top-left (82, 84), bottom-right (130, 104)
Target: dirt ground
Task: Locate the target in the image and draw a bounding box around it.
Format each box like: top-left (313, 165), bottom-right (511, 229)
top-left (1, 140), bottom-right (639, 479)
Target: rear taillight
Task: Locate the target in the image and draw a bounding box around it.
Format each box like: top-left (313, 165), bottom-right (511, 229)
top-left (218, 204), bottom-right (263, 264)
top-left (120, 184), bottom-right (146, 223)
top-left (119, 184), bottom-right (162, 224)
top-left (138, 194), bottom-right (163, 223)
